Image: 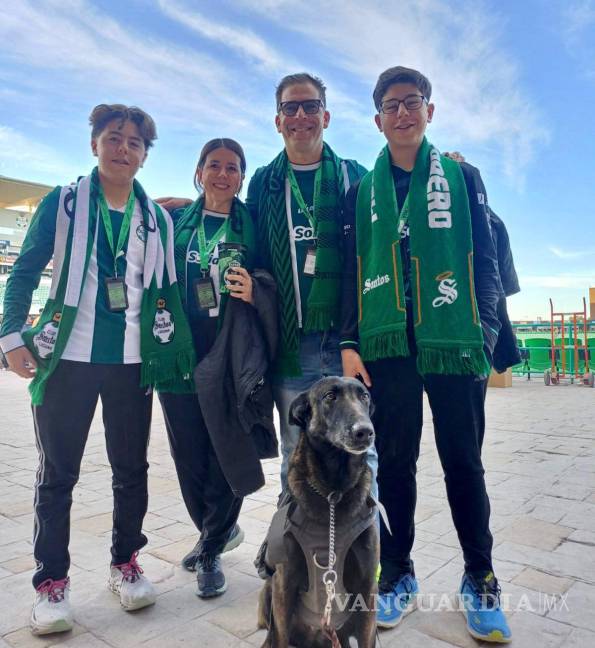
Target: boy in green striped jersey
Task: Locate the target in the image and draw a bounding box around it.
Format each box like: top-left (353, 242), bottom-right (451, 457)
top-left (0, 104), bottom-right (194, 635)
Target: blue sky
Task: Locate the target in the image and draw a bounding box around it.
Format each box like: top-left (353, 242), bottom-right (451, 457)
top-left (1, 0), bottom-right (594, 320)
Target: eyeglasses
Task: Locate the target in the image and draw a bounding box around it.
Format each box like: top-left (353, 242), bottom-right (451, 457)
top-left (379, 94), bottom-right (426, 114)
top-left (277, 99), bottom-right (324, 116)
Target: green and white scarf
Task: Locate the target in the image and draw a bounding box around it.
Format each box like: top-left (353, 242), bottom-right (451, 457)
top-left (159, 195), bottom-right (256, 394)
top-left (355, 138), bottom-right (488, 376)
top-left (259, 142), bottom-right (343, 376)
top-left (22, 168), bottom-right (196, 405)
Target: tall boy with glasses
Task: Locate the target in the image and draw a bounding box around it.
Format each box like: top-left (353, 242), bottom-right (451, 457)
top-left (341, 66), bottom-right (511, 642)
top-left (246, 72), bottom-right (378, 493)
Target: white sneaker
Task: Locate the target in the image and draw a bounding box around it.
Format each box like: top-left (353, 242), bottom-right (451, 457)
top-left (31, 577), bottom-right (74, 635)
top-left (108, 552), bottom-right (156, 611)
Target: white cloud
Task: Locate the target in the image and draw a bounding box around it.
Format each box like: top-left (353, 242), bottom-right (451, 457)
top-left (156, 0), bottom-right (289, 72)
top-left (0, 125), bottom-right (77, 179)
top-left (549, 246), bottom-right (595, 260)
top-left (564, 0), bottom-right (595, 40)
top-left (520, 273), bottom-right (595, 289)
top-left (0, 0), bottom-right (270, 130)
top-left (234, 0), bottom-right (550, 185)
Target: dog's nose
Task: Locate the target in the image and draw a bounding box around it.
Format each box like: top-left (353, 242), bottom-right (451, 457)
top-left (351, 423), bottom-right (375, 444)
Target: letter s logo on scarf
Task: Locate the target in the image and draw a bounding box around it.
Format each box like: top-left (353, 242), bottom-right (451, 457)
top-left (432, 271), bottom-right (458, 308)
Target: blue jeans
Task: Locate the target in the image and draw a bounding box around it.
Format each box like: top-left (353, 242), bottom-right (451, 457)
top-left (272, 331), bottom-right (378, 498)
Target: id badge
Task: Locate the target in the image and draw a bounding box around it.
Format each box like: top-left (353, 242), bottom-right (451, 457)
top-left (304, 246), bottom-right (317, 276)
top-left (194, 277), bottom-right (217, 310)
top-left (105, 277), bottom-right (129, 312)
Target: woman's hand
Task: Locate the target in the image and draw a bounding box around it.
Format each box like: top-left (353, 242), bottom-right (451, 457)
top-left (6, 346), bottom-right (37, 379)
top-left (227, 267), bottom-right (253, 305)
top-left (341, 349), bottom-right (372, 387)
top-left (155, 197), bottom-right (192, 211)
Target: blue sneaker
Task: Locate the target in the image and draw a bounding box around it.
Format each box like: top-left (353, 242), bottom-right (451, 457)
top-left (459, 572), bottom-right (512, 643)
top-left (376, 573), bottom-right (419, 628)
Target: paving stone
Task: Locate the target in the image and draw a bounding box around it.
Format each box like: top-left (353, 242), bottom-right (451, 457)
top-left (201, 591), bottom-right (261, 639)
top-left (547, 581), bottom-right (595, 633)
top-left (3, 624), bottom-right (86, 647)
top-left (506, 611), bottom-right (573, 647)
top-left (0, 555), bottom-right (34, 575)
top-left (513, 567), bottom-right (574, 595)
top-left (47, 633), bottom-right (113, 647)
top-left (141, 616), bottom-right (248, 647)
top-left (499, 516), bottom-right (573, 551)
top-left (2, 372), bottom-right (595, 646)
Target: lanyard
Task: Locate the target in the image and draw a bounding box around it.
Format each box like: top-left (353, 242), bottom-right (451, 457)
top-left (196, 215), bottom-right (228, 275)
top-left (98, 189), bottom-right (136, 277)
top-left (286, 164), bottom-right (322, 233)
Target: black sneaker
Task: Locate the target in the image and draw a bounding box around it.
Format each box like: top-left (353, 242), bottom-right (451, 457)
top-left (196, 554), bottom-right (226, 599)
top-left (181, 524), bottom-right (244, 572)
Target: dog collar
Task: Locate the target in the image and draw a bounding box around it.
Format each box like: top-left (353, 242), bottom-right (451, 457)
top-left (306, 479), bottom-right (343, 504)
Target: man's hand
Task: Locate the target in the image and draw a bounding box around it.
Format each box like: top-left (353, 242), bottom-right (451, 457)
top-left (6, 346), bottom-right (37, 379)
top-left (341, 348), bottom-right (372, 387)
top-left (155, 197), bottom-right (192, 211)
top-left (444, 151), bottom-right (466, 163)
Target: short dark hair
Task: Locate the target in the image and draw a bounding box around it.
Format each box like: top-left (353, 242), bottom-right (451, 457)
top-left (89, 104), bottom-right (157, 149)
top-left (275, 73), bottom-right (327, 109)
top-left (194, 138), bottom-right (247, 192)
top-left (372, 66), bottom-right (432, 111)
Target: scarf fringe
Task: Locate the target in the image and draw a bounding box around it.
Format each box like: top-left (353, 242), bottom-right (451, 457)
top-left (29, 375), bottom-right (47, 407)
top-left (303, 306), bottom-right (337, 334)
top-left (142, 348), bottom-right (196, 389)
top-left (361, 330), bottom-right (410, 362)
top-left (416, 346), bottom-right (489, 376)
top-left (273, 353), bottom-right (303, 378)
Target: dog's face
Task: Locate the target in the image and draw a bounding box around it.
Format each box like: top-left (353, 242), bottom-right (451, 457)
top-left (289, 376), bottom-right (375, 455)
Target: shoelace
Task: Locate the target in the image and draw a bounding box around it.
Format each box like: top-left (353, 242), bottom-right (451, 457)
top-left (113, 551), bottom-right (143, 583)
top-left (198, 554), bottom-right (219, 572)
top-left (468, 575), bottom-right (501, 609)
top-left (36, 577), bottom-right (69, 603)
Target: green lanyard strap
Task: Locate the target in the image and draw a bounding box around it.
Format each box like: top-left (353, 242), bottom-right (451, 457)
top-left (286, 164), bottom-right (322, 235)
top-left (98, 189), bottom-right (136, 277)
top-left (196, 216), bottom-right (228, 275)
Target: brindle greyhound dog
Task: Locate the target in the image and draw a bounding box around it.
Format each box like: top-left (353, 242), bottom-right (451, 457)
top-left (257, 376), bottom-right (378, 647)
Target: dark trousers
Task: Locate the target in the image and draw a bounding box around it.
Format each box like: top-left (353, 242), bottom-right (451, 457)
top-left (158, 392), bottom-right (242, 556)
top-left (369, 355), bottom-right (493, 584)
top-left (31, 361), bottom-right (151, 588)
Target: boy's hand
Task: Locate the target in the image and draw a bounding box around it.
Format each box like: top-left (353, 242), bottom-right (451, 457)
top-left (341, 349), bottom-right (372, 387)
top-left (155, 197), bottom-right (192, 211)
top-left (6, 346), bottom-right (37, 379)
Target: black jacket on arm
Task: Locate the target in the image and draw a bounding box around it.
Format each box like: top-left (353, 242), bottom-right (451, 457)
top-left (340, 162), bottom-right (502, 365)
top-left (195, 270), bottom-right (278, 497)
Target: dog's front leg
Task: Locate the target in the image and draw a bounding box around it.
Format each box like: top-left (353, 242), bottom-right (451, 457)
top-left (351, 594), bottom-right (377, 648)
top-left (263, 563), bottom-right (298, 648)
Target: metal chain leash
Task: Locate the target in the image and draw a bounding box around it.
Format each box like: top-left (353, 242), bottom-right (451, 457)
top-left (321, 491), bottom-right (342, 648)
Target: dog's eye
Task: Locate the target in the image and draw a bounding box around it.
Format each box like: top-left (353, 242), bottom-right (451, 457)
top-left (324, 391), bottom-right (336, 401)
top-left (360, 392), bottom-right (370, 401)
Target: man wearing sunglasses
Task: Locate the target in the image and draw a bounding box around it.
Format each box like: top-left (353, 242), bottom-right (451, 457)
top-left (246, 73), bottom-right (378, 493)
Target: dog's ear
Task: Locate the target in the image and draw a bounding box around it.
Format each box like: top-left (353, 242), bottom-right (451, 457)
top-left (289, 391), bottom-right (311, 428)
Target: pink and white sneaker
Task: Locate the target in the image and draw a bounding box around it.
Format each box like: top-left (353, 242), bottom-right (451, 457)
top-left (31, 577), bottom-right (73, 635)
top-left (108, 552), bottom-right (156, 611)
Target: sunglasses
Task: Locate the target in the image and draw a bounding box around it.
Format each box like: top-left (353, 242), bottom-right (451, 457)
top-left (277, 99), bottom-right (324, 116)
